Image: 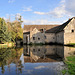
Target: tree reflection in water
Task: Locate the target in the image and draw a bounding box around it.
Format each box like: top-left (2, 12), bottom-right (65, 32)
top-left (0, 48), bottom-right (23, 74)
top-left (0, 45), bottom-right (74, 75)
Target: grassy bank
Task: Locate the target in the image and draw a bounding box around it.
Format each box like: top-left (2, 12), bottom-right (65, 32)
top-left (68, 43), bottom-right (75, 45)
top-left (0, 42), bottom-right (15, 49)
top-left (66, 43), bottom-right (75, 47)
top-left (62, 56), bottom-right (75, 75)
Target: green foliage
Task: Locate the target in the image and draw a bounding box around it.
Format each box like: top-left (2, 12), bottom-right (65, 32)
top-left (0, 16), bottom-right (23, 43)
top-left (62, 56), bottom-right (75, 75)
top-left (7, 16), bottom-right (23, 42)
top-left (67, 56), bottom-right (75, 64)
top-left (62, 69), bottom-right (67, 75)
top-left (68, 43), bottom-right (75, 45)
top-left (0, 18), bottom-right (11, 43)
top-left (0, 47), bottom-right (23, 74)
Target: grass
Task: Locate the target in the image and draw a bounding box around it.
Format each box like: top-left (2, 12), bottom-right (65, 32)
top-left (0, 44), bottom-right (8, 49)
top-left (67, 43), bottom-right (75, 45)
top-left (0, 42), bottom-right (15, 49)
top-left (62, 69), bottom-right (67, 75)
top-left (62, 56), bottom-right (75, 75)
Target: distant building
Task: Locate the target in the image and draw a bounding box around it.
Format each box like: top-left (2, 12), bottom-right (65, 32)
top-left (23, 17), bottom-right (75, 44)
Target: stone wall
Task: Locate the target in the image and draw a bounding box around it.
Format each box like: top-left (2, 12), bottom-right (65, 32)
top-left (56, 46), bottom-right (64, 58)
top-left (64, 33), bottom-right (75, 44)
top-left (45, 33), bottom-right (56, 43)
top-left (23, 34), bottom-right (30, 44)
top-left (30, 28), bottom-right (45, 44)
top-left (56, 31), bottom-right (64, 44)
top-left (64, 18), bottom-right (75, 44)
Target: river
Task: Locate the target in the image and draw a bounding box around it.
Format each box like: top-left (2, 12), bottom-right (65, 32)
top-left (0, 45), bottom-right (75, 75)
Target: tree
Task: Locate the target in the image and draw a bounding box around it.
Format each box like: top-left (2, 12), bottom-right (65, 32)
top-left (0, 18), bottom-right (7, 43)
top-left (0, 18), bottom-right (12, 43)
top-left (0, 15), bottom-right (23, 44)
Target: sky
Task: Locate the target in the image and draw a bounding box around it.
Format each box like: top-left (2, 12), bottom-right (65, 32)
top-left (0, 0), bottom-right (75, 27)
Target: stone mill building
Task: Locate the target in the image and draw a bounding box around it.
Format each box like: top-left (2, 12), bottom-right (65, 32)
top-left (23, 17), bottom-right (75, 45)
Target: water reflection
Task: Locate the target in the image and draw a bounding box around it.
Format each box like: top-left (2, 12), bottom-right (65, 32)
top-left (0, 45), bottom-right (75, 75)
top-left (0, 48), bottom-right (23, 74)
top-left (23, 45), bottom-right (64, 62)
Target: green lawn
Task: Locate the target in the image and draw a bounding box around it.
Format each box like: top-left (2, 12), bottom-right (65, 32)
top-left (0, 42), bottom-right (15, 49)
top-left (68, 43), bottom-right (75, 45)
top-left (0, 44), bottom-right (8, 49)
top-left (62, 56), bottom-right (75, 75)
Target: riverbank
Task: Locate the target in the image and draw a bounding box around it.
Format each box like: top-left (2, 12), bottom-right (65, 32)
top-left (65, 43), bottom-right (75, 47)
top-left (0, 42), bottom-right (15, 49)
top-left (62, 56), bottom-right (75, 75)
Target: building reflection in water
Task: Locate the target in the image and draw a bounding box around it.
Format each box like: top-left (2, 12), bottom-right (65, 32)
top-left (23, 45), bottom-right (64, 63)
top-left (0, 45), bottom-right (75, 75)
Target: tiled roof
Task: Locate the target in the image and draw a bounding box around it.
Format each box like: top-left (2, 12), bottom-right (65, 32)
top-left (23, 17), bottom-right (73, 33)
top-left (46, 18), bottom-right (73, 33)
top-left (23, 25), bottom-right (59, 32)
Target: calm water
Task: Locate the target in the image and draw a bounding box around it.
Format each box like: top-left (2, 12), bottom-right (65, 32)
top-left (0, 45), bottom-right (75, 75)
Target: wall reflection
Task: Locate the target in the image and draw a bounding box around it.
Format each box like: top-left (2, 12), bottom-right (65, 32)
top-left (23, 45), bottom-right (64, 63)
top-left (0, 45), bottom-right (75, 74)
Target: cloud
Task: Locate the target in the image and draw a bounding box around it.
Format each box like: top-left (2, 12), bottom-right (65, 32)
top-left (60, 0), bottom-right (65, 3)
top-left (24, 70), bottom-right (33, 74)
top-left (49, 4), bottom-right (66, 18)
top-left (51, 0), bottom-right (75, 18)
top-left (15, 13), bottom-right (21, 19)
top-left (33, 2), bottom-right (66, 18)
top-left (34, 66), bottom-right (46, 69)
top-left (8, 0), bottom-right (15, 3)
top-left (33, 0), bottom-right (75, 18)
top-left (64, 0), bottom-right (75, 16)
top-left (6, 14), bottom-right (15, 17)
top-left (34, 11), bottom-right (47, 15)
top-left (22, 6), bottom-right (32, 12)
top-left (22, 18), bottom-right (62, 26)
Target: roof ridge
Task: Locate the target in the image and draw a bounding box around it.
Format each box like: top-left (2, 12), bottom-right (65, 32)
top-left (46, 18), bottom-right (73, 33)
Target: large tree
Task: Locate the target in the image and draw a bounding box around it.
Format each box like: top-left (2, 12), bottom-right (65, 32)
top-left (0, 18), bottom-right (11, 43)
top-left (0, 15), bottom-right (23, 43)
top-left (6, 15), bottom-right (23, 42)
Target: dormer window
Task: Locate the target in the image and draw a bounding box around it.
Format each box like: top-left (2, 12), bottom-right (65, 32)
top-left (40, 29), bottom-right (43, 33)
top-left (72, 30), bottom-right (74, 33)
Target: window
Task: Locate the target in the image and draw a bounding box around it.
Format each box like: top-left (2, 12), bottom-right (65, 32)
top-left (33, 37), bottom-right (35, 40)
top-left (53, 37), bottom-right (55, 39)
top-left (40, 29), bottom-right (43, 33)
top-left (38, 37), bottom-right (40, 40)
top-left (72, 30), bottom-right (74, 33)
top-left (44, 35), bottom-right (46, 39)
top-left (33, 49), bottom-right (35, 52)
top-left (38, 49), bottom-right (40, 51)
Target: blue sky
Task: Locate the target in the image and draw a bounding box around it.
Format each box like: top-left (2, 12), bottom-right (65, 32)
top-left (0, 0), bottom-right (75, 27)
